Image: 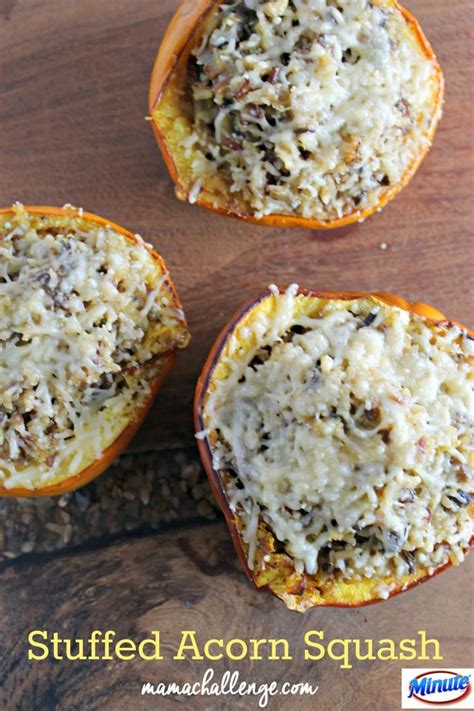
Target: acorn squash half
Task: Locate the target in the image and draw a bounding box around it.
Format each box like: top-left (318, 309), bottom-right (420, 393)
top-left (195, 287), bottom-right (473, 610)
top-left (0, 205), bottom-right (190, 497)
top-left (150, 0), bottom-right (444, 229)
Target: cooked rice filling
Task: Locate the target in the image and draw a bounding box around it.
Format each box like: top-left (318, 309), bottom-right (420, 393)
top-left (202, 287), bottom-right (474, 584)
top-left (188, 0), bottom-right (440, 219)
top-left (0, 205), bottom-right (188, 488)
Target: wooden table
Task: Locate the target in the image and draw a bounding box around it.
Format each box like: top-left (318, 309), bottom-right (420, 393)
top-left (1, 524), bottom-right (473, 710)
top-left (1, 1), bottom-right (473, 708)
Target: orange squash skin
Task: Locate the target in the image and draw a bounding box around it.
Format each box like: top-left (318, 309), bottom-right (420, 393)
top-left (0, 206), bottom-right (189, 498)
top-left (150, 0), bottom-right (444, 230)
top-left (194, 288), bottom-right (473, 609)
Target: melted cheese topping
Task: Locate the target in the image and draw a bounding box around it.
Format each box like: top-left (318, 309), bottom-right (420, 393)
top-left (0, 205), bottom-right (189, 489)
top-left (201, 287), bottom-right (473, 585)
top-left (188, 0), bottom-right (441, 220)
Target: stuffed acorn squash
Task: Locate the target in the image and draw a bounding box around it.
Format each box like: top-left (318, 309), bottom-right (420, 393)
top-left (195, 286), bottom-right (473, 610)
top-left (150, 0), bottom-right (444, 229)
top-left (0, 205), bottom-right (190, 496)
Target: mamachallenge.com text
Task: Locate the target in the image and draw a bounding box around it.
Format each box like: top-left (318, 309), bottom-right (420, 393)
top-left (141, 668), bottom-right (318, 708)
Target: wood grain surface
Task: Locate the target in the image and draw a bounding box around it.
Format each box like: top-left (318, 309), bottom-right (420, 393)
top-left (1, 0), bottom-right (473, 451)
top-left (0, 521), bottom-right (473, 711)
top-left (1, 3), bottom-right (473, 709)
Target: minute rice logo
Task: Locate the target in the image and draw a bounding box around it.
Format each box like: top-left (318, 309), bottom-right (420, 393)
top-left (402, 669), bottom-right (472, 707)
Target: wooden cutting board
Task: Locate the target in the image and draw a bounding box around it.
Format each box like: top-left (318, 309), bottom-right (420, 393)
top-left (1, 0), bottom-right (473, 451)
top-left (1, 522), bottom-right (472, 710)
top-left (1, 3), bottom-right (473, 710)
